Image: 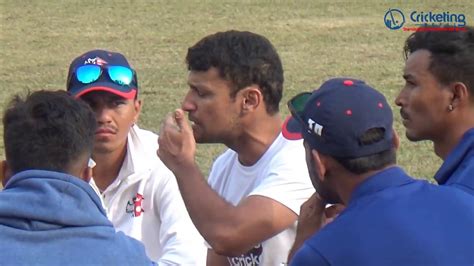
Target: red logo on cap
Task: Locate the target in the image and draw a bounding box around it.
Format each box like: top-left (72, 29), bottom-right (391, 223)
top-left (84, 57), bottom-right (108, 66)
top-left (343, 80), bottom-right (354, 86)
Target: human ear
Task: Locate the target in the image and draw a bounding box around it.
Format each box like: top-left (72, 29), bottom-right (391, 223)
top-left (241, 86), bottom-right (261, 113)
top-left (0, 160), bottom-right (12, 187)
top-left (133, 99), bottom-right (142, 123)
top-left (311, 149), bottom-right (326, 182)
top-left (450, 82), bottom-right (469, 110)
top-left (392, 128), bottom-right (400, 151)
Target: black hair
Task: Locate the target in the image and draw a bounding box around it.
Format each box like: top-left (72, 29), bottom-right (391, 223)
top-left (3, 90), bottom-right (97, 174)
top-left (186, 30), bottom-right (284, 114)
top-left (404, 26), bottom-right (474, 97)
top-left (333, 128), bottom-right (396, 174)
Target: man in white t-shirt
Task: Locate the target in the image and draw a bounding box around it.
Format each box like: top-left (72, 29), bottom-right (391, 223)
top-left (158, 31), bottom-right (314, 265)
top-left (66, 49), bottom-right (206, 265)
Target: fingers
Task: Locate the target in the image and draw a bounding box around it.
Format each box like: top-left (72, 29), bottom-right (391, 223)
top-left (173, 109), bottom-right (191, 133)
top-left (300, 192), bottom-right (326, 216)
top-left (325, 203), bottom-right (345, 219)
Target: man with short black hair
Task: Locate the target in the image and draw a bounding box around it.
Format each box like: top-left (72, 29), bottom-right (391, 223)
top-left (284, 78), bottom-right (474, 265)
top-left (395, 26), bottom-right (474, 194)
top-left (158, 30), bottom-right (314, 265)
top-left (0, 90), bottom-right (154, 266)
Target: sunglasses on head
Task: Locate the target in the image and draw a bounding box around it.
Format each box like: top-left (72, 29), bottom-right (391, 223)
top-left (288, 92), bottom-right (324, 140)
top-left (288, 92), bottom-right (312, 125)
top-left (70, 65), bottom-right (135, 87)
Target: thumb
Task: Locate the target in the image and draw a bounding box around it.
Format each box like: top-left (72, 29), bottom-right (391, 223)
top-left (174, 109), bottom-right (191, 133)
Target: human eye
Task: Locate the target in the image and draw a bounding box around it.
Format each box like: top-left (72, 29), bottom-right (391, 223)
top-left (403, 75), bottom-right (416, 88)
top-left (405, 79), bottom-right (416, 87)
top-left (109, 98), bottom-right (127, 108)
top-left (80, 97), bottom-right (97, 110)
top-left (191, 86), bottom-right (205, 97)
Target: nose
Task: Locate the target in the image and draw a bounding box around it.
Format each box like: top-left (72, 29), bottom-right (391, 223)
top-left (95, 105), bottom-right (113, 125)
top-left (394, 88), bottom-right (406, 107)
top-left (181, 90), bottom-right (196, 112)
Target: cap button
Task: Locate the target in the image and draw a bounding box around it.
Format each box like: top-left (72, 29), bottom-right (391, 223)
top-left (343, 80), bottom-right (354, 86)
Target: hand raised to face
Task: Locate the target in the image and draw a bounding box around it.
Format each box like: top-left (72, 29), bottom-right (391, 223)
top-left (157, 109), bottom-right (197, 175)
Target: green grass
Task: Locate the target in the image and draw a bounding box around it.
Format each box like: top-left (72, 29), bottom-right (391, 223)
top-left (1, 0), bottom-right (472, 181)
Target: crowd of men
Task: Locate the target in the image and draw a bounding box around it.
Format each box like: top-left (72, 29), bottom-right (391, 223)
top-left (0, 26), bottom-right (473, 266)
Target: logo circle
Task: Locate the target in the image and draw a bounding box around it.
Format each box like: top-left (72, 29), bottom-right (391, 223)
top-left (384, 9), bottom-right (405, 30)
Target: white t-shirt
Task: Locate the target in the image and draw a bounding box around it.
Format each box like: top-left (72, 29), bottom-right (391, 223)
top-left (92, 125), bottom-right (206, 265)
top-left (208, 133), bottom-right (315, 265)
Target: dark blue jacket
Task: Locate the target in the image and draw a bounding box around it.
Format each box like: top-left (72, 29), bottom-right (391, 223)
top-left (0, 170), bottom-right (155, 266)
top-left (291, 167), bottom-right (474, 266)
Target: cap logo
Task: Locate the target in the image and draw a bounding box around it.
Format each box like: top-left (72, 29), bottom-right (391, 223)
top-left (308, 118), bottom-right (323, 136)
top-left (84, 57), bottom-right (108, 66)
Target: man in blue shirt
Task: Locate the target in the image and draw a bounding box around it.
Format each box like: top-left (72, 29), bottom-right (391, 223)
top-left (0, 90), bottom-right (154, 266)
top-left (283, 78), bottom-right (474, 265)
top-left (395, 26), bottom-right (474, 195)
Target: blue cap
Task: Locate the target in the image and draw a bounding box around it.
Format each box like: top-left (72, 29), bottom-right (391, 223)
top-left (67, 49), bottom-right (138, 99)
top-left (283, 78), bottom-right (394, 158)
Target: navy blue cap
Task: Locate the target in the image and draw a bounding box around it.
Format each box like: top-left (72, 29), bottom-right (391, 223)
top-left (66, 49), bottom-right (138, 99)
top-left (283, 78), bottom-right (394, 158)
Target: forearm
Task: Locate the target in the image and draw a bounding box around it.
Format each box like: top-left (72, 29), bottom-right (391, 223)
top-left (172, 163), bottom-right (243, 254)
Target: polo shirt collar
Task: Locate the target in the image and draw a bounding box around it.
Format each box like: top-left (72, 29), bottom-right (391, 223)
top-left (434, 127), bottom-right (474, 184)
top-left (349, 166), bottom-right (413, 204)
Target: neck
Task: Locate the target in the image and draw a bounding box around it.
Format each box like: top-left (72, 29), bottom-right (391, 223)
top-left (232, 114), bottom-right (282, 166)
top-left (433, 111), bottom-right (474, 159)
top-left (336, 165), bottom-right (395, 205)
top-left (92, 143), bottom-right (127, 192)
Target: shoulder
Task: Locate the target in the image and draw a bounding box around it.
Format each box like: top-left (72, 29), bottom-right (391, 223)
top-left (265, 135), bottom-right (308, 176)
top-left (269, 134), bottom-right (306, 162)
top-left (210, 148), bottom-right (237, 173)
top-left (131, 125), bottom-right (159, 145)
top-left (291, 241), bottom-right (330, 266)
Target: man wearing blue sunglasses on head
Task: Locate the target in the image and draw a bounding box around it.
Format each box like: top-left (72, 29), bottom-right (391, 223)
top-left (66, 49), bottom-right (206, 265)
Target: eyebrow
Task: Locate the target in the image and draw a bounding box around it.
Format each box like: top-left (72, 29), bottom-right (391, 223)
top-left (402, 74), bottom-right (414, 80)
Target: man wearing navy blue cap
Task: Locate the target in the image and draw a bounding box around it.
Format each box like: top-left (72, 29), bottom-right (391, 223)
top-left (66, 49), bottom-right (205, 265)
top-left (283, 78), bottom-right (474, 265)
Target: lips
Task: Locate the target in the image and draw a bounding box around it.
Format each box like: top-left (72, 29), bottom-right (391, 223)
top-left (188, 115), bottom-right (197, 127)
top-left (400, 109), bottom-right (410, 120)
top-left (95, 127), bottom-right (117, 135)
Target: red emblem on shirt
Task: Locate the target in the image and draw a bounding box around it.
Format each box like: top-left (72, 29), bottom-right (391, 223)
top-left (126, 193), bottom-right (144, 217)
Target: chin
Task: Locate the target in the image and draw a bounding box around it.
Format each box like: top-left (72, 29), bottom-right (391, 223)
top-left (93, 143), bottom-right (115, 154)
top-left (193, 132), bottom-right (204, 143)
top-left (405, 130), bottom-right (425, 142)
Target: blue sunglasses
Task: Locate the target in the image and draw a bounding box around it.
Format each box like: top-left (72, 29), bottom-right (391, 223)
top-left (72, 65), bottom-right (135, 87)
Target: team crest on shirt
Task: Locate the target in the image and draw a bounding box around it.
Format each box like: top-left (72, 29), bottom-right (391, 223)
top-left (227, 244), bottom-right (263, 265)
top-left (125, 193), bottom-right (145, 217)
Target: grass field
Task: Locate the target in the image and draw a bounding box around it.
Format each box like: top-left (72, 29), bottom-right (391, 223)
top-left (1, 0), bottom-right (472, 182)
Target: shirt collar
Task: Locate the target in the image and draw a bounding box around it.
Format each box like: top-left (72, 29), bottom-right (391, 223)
top-left (349, 166), bottom-right (413, 204)
top-left (434, 127), bottom-right (474, 184)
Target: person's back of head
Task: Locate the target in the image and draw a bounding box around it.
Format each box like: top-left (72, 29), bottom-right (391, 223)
top-left (284, 78), bottom-right (396, 174)
top-left (3, 90), bottom-right (96, 180)
top-left (1, 90), bottom-right (154, 265)
top-left (186, 30), bottom-right (284, 114)
top-left (283, 78), bottom-right (397, 203)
